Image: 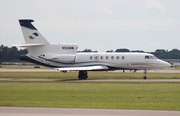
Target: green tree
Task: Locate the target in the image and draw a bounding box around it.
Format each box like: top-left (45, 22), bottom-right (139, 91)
top-left (0, 45), bottom-right (28, 63)
top-left (81, 49), bottom-right (97, 52)
top-left (158, 49), bottom-right (180, 59)
top-left (106, 50), bottom-right (113, 52)
top-left (115, 48), bottom-right (130, 52)
top-left (131, 50), bottom-right (145, 53)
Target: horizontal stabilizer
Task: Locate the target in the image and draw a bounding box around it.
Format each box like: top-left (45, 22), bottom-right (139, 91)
top-left (13, 43), bottom-right (45, 47)
top-left (56, 66), bottom-right (108, 71)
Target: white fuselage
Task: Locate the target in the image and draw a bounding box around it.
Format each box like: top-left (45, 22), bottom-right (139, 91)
top-left (23, 52), bottom-right (170, 71)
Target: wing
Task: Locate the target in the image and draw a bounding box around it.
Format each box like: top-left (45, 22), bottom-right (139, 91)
top-left (55, 66), bottom-right (108, 71)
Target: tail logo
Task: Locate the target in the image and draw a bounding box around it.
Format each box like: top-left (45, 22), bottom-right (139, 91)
top-left (29, 33), bottom-right (38, 39)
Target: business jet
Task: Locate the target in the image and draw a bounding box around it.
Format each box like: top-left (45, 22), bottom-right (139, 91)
top-left (15, 19), bottom-right (171, 80)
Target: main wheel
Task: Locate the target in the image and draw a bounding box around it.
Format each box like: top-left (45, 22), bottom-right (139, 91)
top-left (78, 71), bottom-right (88, 80)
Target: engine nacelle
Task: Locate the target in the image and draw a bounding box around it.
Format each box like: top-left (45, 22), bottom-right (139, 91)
top-left (51, 54), bottom-right (76, 63)
top-left (38, 53), bottom-right (76, 64)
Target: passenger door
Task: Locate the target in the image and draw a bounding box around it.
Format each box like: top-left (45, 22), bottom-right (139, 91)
top-left (94, 54), bottom-right (99, 61)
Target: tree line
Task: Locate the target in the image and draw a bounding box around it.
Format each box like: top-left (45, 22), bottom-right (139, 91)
top-left (0, 45), bottom-right (27, 63)
top-left (0, 45), bottom-right (180, 64)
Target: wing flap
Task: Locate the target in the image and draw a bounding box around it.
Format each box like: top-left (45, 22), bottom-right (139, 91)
top-left (56, 66), bottom-right (108, 71)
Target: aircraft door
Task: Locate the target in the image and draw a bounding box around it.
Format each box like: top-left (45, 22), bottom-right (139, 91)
top-left (94, 54), bottom-right (99, 61)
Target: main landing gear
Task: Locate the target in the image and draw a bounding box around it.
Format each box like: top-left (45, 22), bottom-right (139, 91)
top-left (78, 70), bottom-right (147, 80)
top-left (143, 70), bottom-right (147, 80)
top-left (78, 71), bottom-right (88, 80)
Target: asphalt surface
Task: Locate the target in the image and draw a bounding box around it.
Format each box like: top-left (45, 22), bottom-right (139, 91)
top-left (0, 68), bottom-right (180, 83)
top-left (0, 78), bottom-right (180, 83)
top-left (1, 68), bottom-right (180, 73)
top-left (0, 107), bottom-right (180, 116)
top-left (1, 68), bottom-right (180, 83)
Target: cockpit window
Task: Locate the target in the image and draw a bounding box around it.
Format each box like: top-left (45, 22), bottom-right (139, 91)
top-left (145, 56), bottom-right (150, 59)
top-left (145, 55), bottom-right (158, 59)
top-left (150, 56), bottom-right (154, 59)
top-left (153, 55), bottom-right (158, 59)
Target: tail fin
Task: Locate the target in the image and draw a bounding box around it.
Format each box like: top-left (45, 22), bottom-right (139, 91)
top-left (17, 19), bottom-right (78, 56)
top-left (19, 19), bottom-right (49, 45)
top-left (17, 19), bottom-right (52, 55)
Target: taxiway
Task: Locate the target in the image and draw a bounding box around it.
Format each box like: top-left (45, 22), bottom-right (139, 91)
top-left (0, 107), bottom-right (180, 116)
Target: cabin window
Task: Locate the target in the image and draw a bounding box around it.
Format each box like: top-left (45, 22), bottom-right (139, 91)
top-left (122, 56), bottom-right (125, 60)
top-left (95, 56), bottom-right (98, 60)
top-left (100, 56), bottom-right (103, 60)
top-left (116, 56), bottom-right (119, 60)
top-left (106, 56), bottom-right (109, 60)
top-left (111, 56), bottom-right (114, 60)
top-left (145, 56), bottom-right (150, 59)
top-left (40, 54), bottom-right (45, 57)
top-left (90, 56), bottom-right (93, 60)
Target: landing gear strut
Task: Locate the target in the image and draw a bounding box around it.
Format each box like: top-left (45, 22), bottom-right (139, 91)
top-left (78, 71), bottom-right (88, 80)
top-left (143, 70), bottom-right (147, 80)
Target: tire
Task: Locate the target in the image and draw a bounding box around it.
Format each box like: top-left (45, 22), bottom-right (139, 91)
top-left (143, 76), bottom-right (147, 80)
top-left (78, 71), bottom-right (88, 80)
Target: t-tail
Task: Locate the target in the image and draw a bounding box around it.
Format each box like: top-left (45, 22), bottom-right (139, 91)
top-left (15, 19), bottom-right (78, 66)
top-left (19, 19), bottom-right (50, 46)
top-left (17, 19), bottom-right (51, 55)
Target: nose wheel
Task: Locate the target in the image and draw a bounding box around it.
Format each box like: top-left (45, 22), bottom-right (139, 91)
top-left (143, 70), bottom-right (147, 80)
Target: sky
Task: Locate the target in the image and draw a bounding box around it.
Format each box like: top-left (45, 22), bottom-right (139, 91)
top-left (0, 0), bottom-right (180, 52)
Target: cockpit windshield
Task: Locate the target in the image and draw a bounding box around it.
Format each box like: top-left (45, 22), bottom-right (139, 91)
top-left (145, 55), bottom-right (158, 59)
top-left (152, 55), bottom-right (158, 59)
top-left (149, 56), bottom-right (154, 59)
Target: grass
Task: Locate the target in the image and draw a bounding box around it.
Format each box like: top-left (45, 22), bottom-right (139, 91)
top-left (0, 72), bottom-right (180, 79)
top-left (0, 69), bottom-right (180, 110)
top-left (0, 82), bottom-right (180, 110)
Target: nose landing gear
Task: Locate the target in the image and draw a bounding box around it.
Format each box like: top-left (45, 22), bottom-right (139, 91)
top-left (143, 70), bottom-right (147, 80)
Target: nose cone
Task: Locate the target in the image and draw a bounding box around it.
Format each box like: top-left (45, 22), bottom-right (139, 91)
top-left (164, 62), bottom-right (171, 68)
top-left (159, 60), bottom-right (171, 68)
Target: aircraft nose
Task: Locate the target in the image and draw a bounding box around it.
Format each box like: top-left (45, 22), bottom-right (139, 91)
top-left (162, 61), bottom-right (171, 68)
top-left (166, 62), bottom-right (171, 67)
top-left (157, 60), bottom-right (171, 69)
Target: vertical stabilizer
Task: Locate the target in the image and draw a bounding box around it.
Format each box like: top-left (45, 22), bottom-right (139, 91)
top-left (19, 19), bottom-right (49, 45)
top-left (18, 19), bottom-right (78, 56)
top-left (18, 19), bottom-right (51, 55)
